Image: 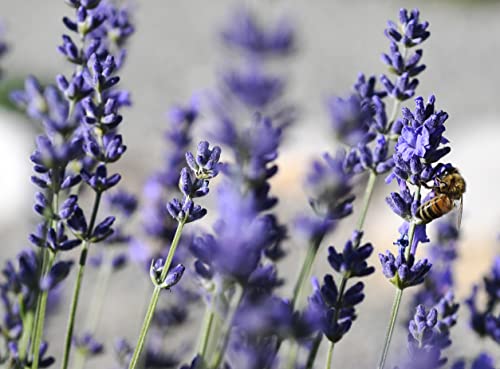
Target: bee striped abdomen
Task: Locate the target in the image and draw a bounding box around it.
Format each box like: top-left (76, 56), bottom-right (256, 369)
top-left (417, 194), bottom-right (453, 224)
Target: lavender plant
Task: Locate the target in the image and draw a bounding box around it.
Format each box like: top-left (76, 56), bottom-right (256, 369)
top-left (0, 4), bottom-right (498, 369)
top-left (466, 256), bottom-right (500, 344)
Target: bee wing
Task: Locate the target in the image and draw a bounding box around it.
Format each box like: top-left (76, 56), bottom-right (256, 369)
top-left (457, 196), bottom-right (463, 230)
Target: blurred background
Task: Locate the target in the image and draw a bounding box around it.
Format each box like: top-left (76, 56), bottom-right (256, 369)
top-left (0, 0), bottom-right (499, 368)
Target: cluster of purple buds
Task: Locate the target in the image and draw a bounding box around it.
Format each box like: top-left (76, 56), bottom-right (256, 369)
top-left (327, 76), bottom-right (388, 147)
top-left (218, 7), bottom-right (295, 116)
top-left (305, 151), bottom-right (356, 221)
top-left (191, 183), bottom-right (282, 285)
top-left (379, 236), bottom-right (432, 290)
top-left (451, 353), bottom-right (497, 369)
top-left (6, 1), bottom-right (135, 367)
top-left (381, 95), bottom-right (453, 288)
top-left (465, 256), bottom-right (500, 343)
top-left (388, 95), bottom-right (450, 186)
top-left (326, 9), bottom-right (432, 186)
top-left (142, 100), bottom-right (199, 246)
top-left (398, 293), bottom-right (458, 369)
top-left (149, 261), bottom-right (185, 290)
top-left (381, 8), bottom-right (429, 101)
top-left (221, 8), bottom-right (294, 57)
top-left (166, 141), bottom-right (221, 224)
top-left (308, 231), bottom-right (374, 343)
top-left (0, 250), bottom-right (56, 367)
top-left (388, 94), bottom-right (449, 190)
top-left (73, 332), bottom-right (104, 357)
top-left (206, 10), bottom-right (292, 273)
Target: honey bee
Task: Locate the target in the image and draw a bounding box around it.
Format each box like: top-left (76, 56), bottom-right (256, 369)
top-left (416, 166), bottom-right (466, 227)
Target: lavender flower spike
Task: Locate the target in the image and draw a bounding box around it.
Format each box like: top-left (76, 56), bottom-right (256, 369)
top-left (167, 141), bottom-right (221, 224)
top-left (128, 142), bottom-right (221, 369)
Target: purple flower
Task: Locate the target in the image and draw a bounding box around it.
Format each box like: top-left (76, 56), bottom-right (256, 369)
top-left (221, 7), bottom-right (295, 57)
top-left (106, 189), bottom-right (138, 218)
top-left (378, 236), bottom-right (432, 289)
top-left (73, 332), bottom-right (104, 356)
top-left (308, 232), bottom-right (375, 345)
top-left (327, 94), bottom-right (376, 146)
top-left (381, 9), bottom-right (430, 101)
top-left (453, 353), bottom-right (497, 369)
top-left (386, 9), bottom-right (430, 47)
top-left (222, 65), bottom-right (284, 109)
top-left (165, 142), bottom-right (220, 225)
top-left (191, 182), bottom-right (277, 284)
top-left (306, 151), bottom-right (356, 220)
top-left (466, 256), bottom-right (500, 344)
top-left (327, 232), bottom-right (375, 277)
top-left (309, 276), bottom-right (360, 343)
top-left (149, 261), bottom-right (185, 290)
top-left (399, 294), bottom-right (458, 369)
top-left (141, 98), bottom-right (199, 247)
top-left (40, 260), bottom-right (74, 291)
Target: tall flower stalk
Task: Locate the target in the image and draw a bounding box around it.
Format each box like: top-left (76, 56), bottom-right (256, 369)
top-left (127, 142), bottom-right (221, 369)
top-left (10, 1), bottom-right (134, 369)
top-left (291, 8), bottom-right (432, 369)
top-left (187, 8), bottom-right (293, 368)
top-left (378, 95), bottom-right (455, 369)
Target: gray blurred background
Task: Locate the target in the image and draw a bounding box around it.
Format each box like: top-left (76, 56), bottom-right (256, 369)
top-left (0, 1), bottom-right (499, 368)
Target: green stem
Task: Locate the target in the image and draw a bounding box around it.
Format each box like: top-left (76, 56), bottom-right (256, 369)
top-left (127, 219), bottom-right (187, 369)
top-left (209, 287), bottom-right (244, 369)
top-left (31, 252), bottom-right (55, 369)
top-left (312, 172), bottom-right (377, 368)
top-left (61, 191), bottom-right (102, 369)
top-left (356, 170), bottom-right (377, 231)
top-left (376, 288), bottom-right (403, 369)
top-left (377, 185), bottom-right (419, 369)
top-left (31, 192), bottom-right (59, 369)
top-left (325, 341), bottom-right (334, 369)
top-left (304, 333), bottom-right (322, 369)
top-left (19, 313), bottom-right (33, 361)
top-left (73, 252), bottom-right (114, 369)
top-left (285, 342), bottom-right (299, 369)
top-left (292, 235), bottom-right (324, 308)
top-left (198, 299), bottom-right (216, 360)
top-left (387, 100), bottom-right (401, 131)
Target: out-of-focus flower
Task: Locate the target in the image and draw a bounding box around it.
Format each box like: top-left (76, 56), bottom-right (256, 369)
top-left (466, 256), bottom-right (500, 344)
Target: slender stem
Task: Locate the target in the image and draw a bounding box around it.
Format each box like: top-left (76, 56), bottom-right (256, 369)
top-left (31, 252), bottom-right (55, 369)
top-left (86, 251), bottom-right (114, 334)
top-left (377, 188), bottom-right (419, 369)
top-left (209, 287), bottom-right (244, 369)
top-left (356, 170), bottom-right (377, 231)
top-left (198, 298), bottom-right (216, 359)
top-left (61, 191), bottom-right (102, 369)
top-left (376, 288), bottom-right (403, 369)
top-left (72, 251), bottom-right (115, 369)
top-left (325, 341), bottom-right (334, 369)
top-left (31, 192), bottom-right (60, 369)
top-left (127, 219), bottom-right (187, 369)
top-left (305, 333), bottom-right (322, 369)
top-left (387, 100), bottom-right (401, 131)
top-left (285, 341), bottom-right (299, 369)
top-left (18, 310), bottom-right (33, 362)
top-left (292, 234), bottom-right (324, 308)
top-left (310, 172), bottom-right (377, 368)
top-left (60, 250), bottom-right (88, 369)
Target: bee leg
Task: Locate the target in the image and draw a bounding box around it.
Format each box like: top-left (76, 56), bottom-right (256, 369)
top-left (414, 217), bottom-right (424, 225)
top-left (420, 181), bottom-right (434, 190)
